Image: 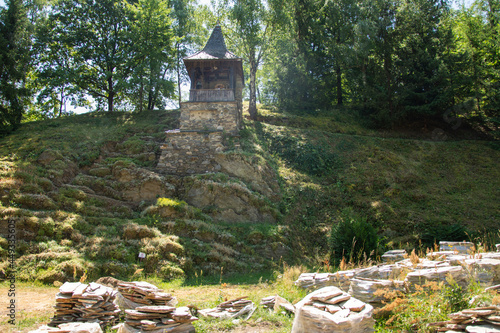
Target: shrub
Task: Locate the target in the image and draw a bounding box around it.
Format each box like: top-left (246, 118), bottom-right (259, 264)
top-left (442, 279), bottom-right (469, 312)
top-left (36, 177), bottom-right (54, 191)
top-left (158, 263), bottom-right (184, 280)
top-left (420, 223), bottom-right (468, 248)
top-left (156, 197), bottom-right (187, 210)
top-left (330, 208), bottom-right (378, 264)
top-left (123, 222), bottom-right (160, 240)
top-left (14, 194), bottom-right (57, 210)
top-left (264, 131), bottom-right (337, 176)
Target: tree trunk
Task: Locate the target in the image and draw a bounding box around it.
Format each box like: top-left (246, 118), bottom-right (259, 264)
top-left (58, 88), bottom-right (65, 117)
top-left (107, 75), bottom-right (114, 112)
top-left (148, 73), bottom-right (154, 110)
top-left (108, 93), bottom-right (114, 112)
top-left (336, 64), bottom-right (343, 105)
top-left (362, 61), bottom-right (367, 105)
top-left (138, 80), bottom-right (144, 112)
top-left (384, 52), bottom-right (393, 118)
top-left (148, 89), bottom-right (154, 111)
top-left (176, 42), bottom-right (182, 106)
top-left (249, 58), bottom-right (257, 120)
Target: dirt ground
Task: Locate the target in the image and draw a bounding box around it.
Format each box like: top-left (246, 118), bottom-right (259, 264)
top-left (0, 284), bottom-right (289, 332)
top-left (0, 285), bottom-right (58, 333)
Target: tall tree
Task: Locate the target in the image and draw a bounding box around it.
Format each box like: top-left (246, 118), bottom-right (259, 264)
top-left (33, 13), bottom-right (85, 118)
top-left (0, 0), bottom-right (31, 134)
top-left (51, 0), bottom-right (132, 112)
top-left (322, 0), bottom-right (360, 105)
top-left (394, 0), bottom-right (451, 120)
top-left (229, 0), bottom-right (271, 120)
top-left (452, 0), bottom-right (500, 123)
top-left (128, 0), bottom-right (175, 111)
top-left (170, 0), bottom-right (195, 105)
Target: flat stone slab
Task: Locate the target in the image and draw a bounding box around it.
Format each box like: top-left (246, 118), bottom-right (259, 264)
top-left (466, 324), bottom-right (500, 332)
top-left (440, 241), bottom-right (474, 254)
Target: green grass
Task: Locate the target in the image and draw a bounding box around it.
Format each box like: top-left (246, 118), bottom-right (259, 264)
top-left (242, 116), bottom-right (499, 254)
top-left (0, 105), bottom-right (498, 287)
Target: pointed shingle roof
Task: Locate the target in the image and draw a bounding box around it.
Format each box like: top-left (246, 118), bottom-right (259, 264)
top-left (184, 23), bottom-right (240, 60)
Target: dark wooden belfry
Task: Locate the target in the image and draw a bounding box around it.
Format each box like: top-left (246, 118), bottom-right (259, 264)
top-left (183, 23), bottom-right (244, 105)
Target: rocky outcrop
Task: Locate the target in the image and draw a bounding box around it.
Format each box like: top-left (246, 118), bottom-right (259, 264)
top-left (185, 177), bottom-right (277, 223)
top-left (215, 153), bottom-right (280, 200)
top-left (112, 162), bottom-right (176, 202)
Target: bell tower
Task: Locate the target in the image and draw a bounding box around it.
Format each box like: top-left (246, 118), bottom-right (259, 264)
top-left (158, 24), bottom-right (244, 174)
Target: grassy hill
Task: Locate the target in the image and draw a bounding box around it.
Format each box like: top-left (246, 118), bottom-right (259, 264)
top-left (0, 107), bottom-right (499, 285)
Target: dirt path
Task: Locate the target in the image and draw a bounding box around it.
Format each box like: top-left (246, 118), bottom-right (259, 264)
top-left (0, 284), bottom-right (290, 332)
top-left (0, 286), bottom-right (58, 333)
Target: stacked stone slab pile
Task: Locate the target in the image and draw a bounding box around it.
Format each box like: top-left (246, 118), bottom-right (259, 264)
top-left (48, 282), bottom-right (120, 328)
top-left (405, 266), bottom-right (470, 290)
top-left (382, 250), bottom-right (407, 263)
top-left (260, 295), bottom-right (276, 309)
top-left (428, 306), bottom-right (500, 332)
top-left (260, 295), bottom-right (295, 313)
top-left (295, 270), bottom-right (356, 291)
top-left (349, 278), bottom-right (406, 305)
top-left (296, 247), bottom-right (500, 305)
top-left (356, 263), bottom-right (413, 280)
top-left (198, 296), bottom-right (255, 319)
top-left (291, 286), bottom-right (374, 333)
top-left (117, 281), bottom-right (176, 306)
top-left (122, 305), bottom-right (197, 332)
top-left (439, 241), bottom-right (475, 253)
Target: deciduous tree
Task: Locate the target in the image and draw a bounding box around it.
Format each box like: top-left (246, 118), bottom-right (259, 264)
top-left (0, 0), bottom-right (31, 134)
top-left (51, 0), bottom-right (132, 112)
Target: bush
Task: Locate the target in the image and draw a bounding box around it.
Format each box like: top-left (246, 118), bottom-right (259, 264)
top-left (123, 222), bottom-right (160, 240)
top-left (330, 208), bottom-right (378, 264)
top-left (156, 197), bottom-right (187, 210)
top-left (420, 223), bottom-right (468, 248)
top-left (264, 131), bottom-right (337, 176)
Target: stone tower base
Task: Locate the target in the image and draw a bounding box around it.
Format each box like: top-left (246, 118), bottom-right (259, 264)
top-left (158, 100), bottom-right (242, 175)
top-left (158, 130), bottom-right (225, 175)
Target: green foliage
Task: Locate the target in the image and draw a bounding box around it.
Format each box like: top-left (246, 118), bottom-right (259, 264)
top-left (442, 279), bottom-right (469, 312)
top-left (0, 0), bottom-right (32, 135)
top-left (156, 197), bottom-right (188, 210)
top-left (330, 208), bottom-right (378, 263)
top-left (420, 223), bottom-right (468, 248)
top-left (229, 0), bottom-right (273, 119)
top-left (126, 0), bottom-right (175, 111)
top-left (264, 130), bottom-right (337, 176)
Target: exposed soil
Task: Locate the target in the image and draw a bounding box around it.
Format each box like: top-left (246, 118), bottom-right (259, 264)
top-left (0, 285), bottom-right (284, 332)
top-left (0, 286), bottom-right (58, 333)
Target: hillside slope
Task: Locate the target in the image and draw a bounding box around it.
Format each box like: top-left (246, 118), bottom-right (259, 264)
top-left (0, 109), bottom-right (499, 283)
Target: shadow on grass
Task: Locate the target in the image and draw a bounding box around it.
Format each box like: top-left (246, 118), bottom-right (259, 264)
top-left (181, 270), bottom-right (275, 287)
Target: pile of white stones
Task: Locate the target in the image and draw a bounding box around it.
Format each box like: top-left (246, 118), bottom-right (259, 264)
top-left (429, 305), bottom-right (500, 332)
top-left (291, 286), bottom-right (375, 333)
top-left (122, 305), bottom-right (197, 332)
top-left (198, 296), bottom-right (255, 319)
top-left (48, 282), bottom-right (120, 328)
top-left (296, 242), bottom-right (500, 306)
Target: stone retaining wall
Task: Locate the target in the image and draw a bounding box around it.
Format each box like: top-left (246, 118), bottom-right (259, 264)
top-left (158, 130), bottom-right (225, 175)
top-left (180, 101), bottom-right (240, 134)
top-left (158, 101), bottom-right (242, 175)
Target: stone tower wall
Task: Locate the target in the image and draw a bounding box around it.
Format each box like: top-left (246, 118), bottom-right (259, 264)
top-left (158, 101), bottom-right (242, 175)
top-left (180, 101), bottom-right (240, 134)
top-left (158, 130), bottom-right (224, 175)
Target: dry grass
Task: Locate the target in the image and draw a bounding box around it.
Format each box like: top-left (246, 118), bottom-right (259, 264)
top-left (0, 283), bottom-right (58, 333)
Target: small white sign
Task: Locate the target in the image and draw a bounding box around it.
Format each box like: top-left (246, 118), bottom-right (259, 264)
top-left (138, 252), bottom-right (146, 259)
